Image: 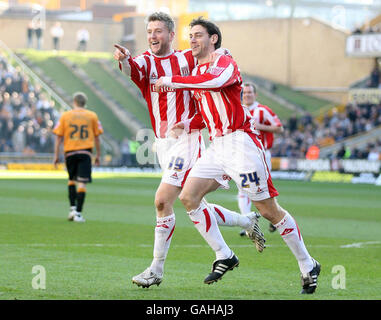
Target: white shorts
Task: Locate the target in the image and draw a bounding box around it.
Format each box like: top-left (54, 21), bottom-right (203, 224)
top-left (188, 130), bottom-right (279, 201)
top-left (264, 149), bottom-right (272, 171)
top-left (156, 131), bottom-right (205, 187)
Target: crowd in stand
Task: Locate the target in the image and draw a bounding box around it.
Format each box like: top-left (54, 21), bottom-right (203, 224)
top-left (271, 101), bottom-right (381, 160)
top-left (0, 54), bottom-right (59, 154)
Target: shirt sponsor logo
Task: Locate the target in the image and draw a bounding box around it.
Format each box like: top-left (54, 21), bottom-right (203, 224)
top-left (150, 83), bottom-right (176, 93)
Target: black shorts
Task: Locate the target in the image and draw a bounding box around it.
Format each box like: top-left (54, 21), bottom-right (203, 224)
top-left (65, 150), bottom-right (92, 183)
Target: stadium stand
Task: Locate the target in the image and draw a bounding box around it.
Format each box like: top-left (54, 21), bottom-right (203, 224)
top-left (271, 101), bottom-right (381, 160)
top-left (0, 53), bottom-right (59, 155)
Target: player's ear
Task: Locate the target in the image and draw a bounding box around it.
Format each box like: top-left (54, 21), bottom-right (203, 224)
top-left (211, 34), bottom-right (218, 46)
top-left (169, 31), bottom-right (175, 42)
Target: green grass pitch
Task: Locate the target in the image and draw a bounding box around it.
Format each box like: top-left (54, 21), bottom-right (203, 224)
top-left (0, 176), bottom-right (380, 300)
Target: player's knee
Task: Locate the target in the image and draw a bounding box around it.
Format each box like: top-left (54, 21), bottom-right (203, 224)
top-left (179, 191), bottom-right (198, 211)
top-left (155, 195), bottom-right (172, 213)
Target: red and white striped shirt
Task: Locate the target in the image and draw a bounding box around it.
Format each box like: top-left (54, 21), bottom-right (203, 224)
top-left (162, 55), bottom-right (256, 140)
top-left (124, 49), bottom-right (202, 138)
top-left (247, 102), bottom-right (282, 150)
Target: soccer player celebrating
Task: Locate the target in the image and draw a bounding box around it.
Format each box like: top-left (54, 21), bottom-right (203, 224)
top-left (113, 12), bottom-right (265, 289)
top-left (155, 17), bottom-right (320, 293)
top-left (238, 82), bottom-right (284, 234)
top-left (53, 92), bottom-right (103, 223)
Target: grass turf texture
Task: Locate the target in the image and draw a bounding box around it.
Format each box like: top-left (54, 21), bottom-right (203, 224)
top-left (0, 177), bottom-right (380, 300)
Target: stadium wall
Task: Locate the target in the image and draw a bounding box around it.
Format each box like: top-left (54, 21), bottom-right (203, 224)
top-left (216, 18), bottom-right (374, 103)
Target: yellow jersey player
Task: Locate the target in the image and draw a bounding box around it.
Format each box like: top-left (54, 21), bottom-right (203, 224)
top-left (53, 92), bottom-right (103, 222)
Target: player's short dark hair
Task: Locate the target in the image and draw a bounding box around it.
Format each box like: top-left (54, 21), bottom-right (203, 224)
top-left (243, 82), bottom-right (257, 94)
top-left (189, 17), bottom-right (222, 49)
top-left (73, 92), bottom-right (87, 107)
top-left (147, 11), bottom-right (175, 33)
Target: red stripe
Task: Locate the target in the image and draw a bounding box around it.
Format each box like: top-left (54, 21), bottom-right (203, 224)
top-left (246, 132), bottom-right (263, 149)
top-left (156, 224), bottom-right (169, 229)
top-left (140, 56), bottom-right (157, 137)
top-left (214, 207), bottom-right (225, 223)
top-left (205, 92), bottom-right (223, 137)
top-left (155, 59), bottom-right (168, 138)
top-left (198, 134), bottom-right (202, 158)
top-left (169, 55), bottom-right (184, 124)
top-left (259, 109), bottom-right (264, 124)
top-left (202, 208), bottom-right (211, 232)
top-left (247, 132), bottom-right (279, 198)
top-left (293, 217), bottom-right (302, 241)
top-left (181, 169), bottom-right (191, 188)
top-left (166, 224), bottom-right (175, 241)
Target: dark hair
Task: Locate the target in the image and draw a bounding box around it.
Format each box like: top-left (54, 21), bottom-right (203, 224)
top-left (243, 82), bottom-right (257, 94)
top-left (189, 17), bottom-right (222, 49)
top-left (147, 12), bottom-right (175, 33)
top-left (73, 92), bottom-right (87, 107)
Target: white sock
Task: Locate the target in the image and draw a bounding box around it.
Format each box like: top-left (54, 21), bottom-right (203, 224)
top-left (274, 211), bottom-right (314, 276)
top-left (188, 202), bottom-right (232, 260)
top-left (150, 213), bottom-right (175, 275)
top-left (237, 191), bottom-right (252, 214)
top-left (210, 203), bottom-right (252, 229)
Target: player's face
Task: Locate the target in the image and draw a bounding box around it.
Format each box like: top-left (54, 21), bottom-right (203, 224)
top-left (242, 86), bottom-right (257, 106)
top-left (147, 20), bottom-right (174, 56)
top-left (189, 25), bottom-right (216, 61)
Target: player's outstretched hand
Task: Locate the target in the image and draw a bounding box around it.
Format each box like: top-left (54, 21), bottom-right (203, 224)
top-left (170, 122), bottom-right (185, 139)
top-left (113, 44), bottom-right (130, 61)
top-left (154, 77), bottom-right (165, 92)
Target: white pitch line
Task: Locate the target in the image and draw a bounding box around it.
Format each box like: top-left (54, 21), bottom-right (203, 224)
top-left (340, 241), bottom-right (381, 248)
top-left (0, 242), bottom-right (380, 248)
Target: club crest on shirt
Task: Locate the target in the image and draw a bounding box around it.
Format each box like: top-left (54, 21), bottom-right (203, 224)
top-left (181, 66), bottom-right (190, 76)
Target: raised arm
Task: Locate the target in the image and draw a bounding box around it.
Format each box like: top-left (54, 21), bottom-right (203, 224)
top-left (113, 44), bottom-right (148, 88)
top-left (156, 55), bottom-right (238, 91)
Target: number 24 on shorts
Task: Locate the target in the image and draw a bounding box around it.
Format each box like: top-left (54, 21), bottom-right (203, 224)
top-left (240, 172), bottom-right (260, 188)
top-left (168, 156), bottom-right (184, 171)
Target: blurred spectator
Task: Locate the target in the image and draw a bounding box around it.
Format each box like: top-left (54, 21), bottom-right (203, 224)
top-left (369, 59), bottom-right (380, 88)
top-left (35, 19), bottom-right (44, 50)
top-left (336, 144), bottom-right (351, 159)
top-left (120, 137), bottom-right (131, 166)
top-left (50, 22), bottom-right (64, 51)
top-left (26, 21), bottom-right (34, 49)
top-left (77, 28), bottom-right (90, 51)
top-left (305, 144), bottom-right (319, 160)
top-left (129, 140), bottom-right (140, 167)
top-left (288, 115), bottom-right (298, 133)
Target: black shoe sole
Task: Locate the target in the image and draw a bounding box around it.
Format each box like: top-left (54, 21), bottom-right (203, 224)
top-left (132, 280), bottom-right (162, 289)
top-left (300, 262), bottom-right (321, 294)
top-left (204, 262), bottom-right (239, 285)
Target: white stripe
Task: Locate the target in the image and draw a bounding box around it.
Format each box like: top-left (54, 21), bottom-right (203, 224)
top-left (201, 94), bottom-right (217, 138)
top-left (210, 91), bottom-right (230, 134)
top-left (160, 59), bottom-right (177, 133)
top-left (149, 56), bottom-right (161, 137)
